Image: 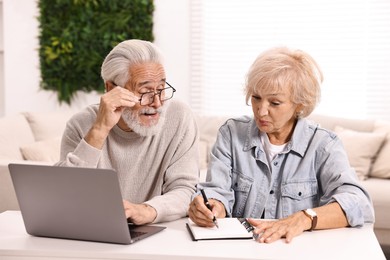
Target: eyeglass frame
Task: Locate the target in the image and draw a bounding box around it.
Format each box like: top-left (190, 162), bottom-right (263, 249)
top-left (138, 81), bottom-right (176, 106)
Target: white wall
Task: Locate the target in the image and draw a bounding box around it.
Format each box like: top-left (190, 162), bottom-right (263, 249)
top-left (1, 0), bottom-right (190, 116)
top-left (153, 0), bottom-right (190, 104)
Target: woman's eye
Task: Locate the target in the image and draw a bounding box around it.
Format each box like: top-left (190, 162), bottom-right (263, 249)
top-left (271, 102), bottom-right (281, 106)
top-left (251, 95), bottom-right (260, 100)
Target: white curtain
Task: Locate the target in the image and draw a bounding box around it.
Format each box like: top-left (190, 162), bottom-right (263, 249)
top-left (189, 0), bottom-right (390, 120)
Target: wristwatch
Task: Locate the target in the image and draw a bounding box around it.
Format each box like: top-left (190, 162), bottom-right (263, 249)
top-left (302, 208), bottom-right (317, 231)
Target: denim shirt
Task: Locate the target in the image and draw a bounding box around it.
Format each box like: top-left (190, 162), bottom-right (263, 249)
top-left (196, 116), bottom-right (374, 227)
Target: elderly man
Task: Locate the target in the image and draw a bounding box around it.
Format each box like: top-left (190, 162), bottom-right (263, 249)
top-left (56, 39), bottom-right (199, 224)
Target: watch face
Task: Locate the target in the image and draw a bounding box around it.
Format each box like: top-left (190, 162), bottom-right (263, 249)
top-left (306, 208), bottom-right (317, 217)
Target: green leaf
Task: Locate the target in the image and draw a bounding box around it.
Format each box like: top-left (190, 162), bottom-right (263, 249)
top-left (38, 0), bottom-right (154, 104)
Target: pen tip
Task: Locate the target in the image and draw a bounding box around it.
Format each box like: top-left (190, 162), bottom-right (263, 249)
top-left (213, 219), bottom-right (219, 228)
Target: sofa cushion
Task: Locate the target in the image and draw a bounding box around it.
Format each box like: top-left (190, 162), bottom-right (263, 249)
top-left (199, 140), bottom-right (208, 170)
top-left (371, 121), bottom-right (390, 179)
top-left (0, 159), bottom-right (53, 213)
top-left (0, 115), bottom-right (35, 160)
top-left (360, 178), bottom-right (390, 230)
top-left (195, 114), bottom-right (230, 167)
top-left (308, 114), bottom-right (375, 132)
top-left (20, 137), bottom-right (62, 163)
top-left (334, 126), bottom-right (386, 181)
top-left (23, 111), bottom-right (74, 141)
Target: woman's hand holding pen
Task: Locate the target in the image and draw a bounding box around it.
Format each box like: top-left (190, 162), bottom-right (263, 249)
top-left (188, 195), bottom-right (226, 227)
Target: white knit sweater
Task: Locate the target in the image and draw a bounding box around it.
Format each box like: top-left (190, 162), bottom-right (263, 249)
top-left (56, 100), bottom-right (200, 223)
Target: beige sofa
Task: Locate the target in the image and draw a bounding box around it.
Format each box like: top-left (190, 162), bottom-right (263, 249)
top-left (1, 111), bottom-right (390, 247)
top-left (0, 111), bottom-right (74, 213)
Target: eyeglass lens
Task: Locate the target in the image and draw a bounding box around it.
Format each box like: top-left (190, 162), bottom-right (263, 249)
top-left (140, 85), bottom-right (175, 106)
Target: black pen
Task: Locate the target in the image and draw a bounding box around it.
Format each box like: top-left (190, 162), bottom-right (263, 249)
top-left (200, 189), bottom-right (219, 228)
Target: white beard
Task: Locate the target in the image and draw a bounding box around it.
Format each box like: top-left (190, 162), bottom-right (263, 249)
top-left (121, 105), bottom-right (167, 137)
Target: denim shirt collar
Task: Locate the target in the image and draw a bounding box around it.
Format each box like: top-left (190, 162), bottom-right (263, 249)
top-left (243, 119), bottom-right (261, 152)
top-left (243, 118), bottom-right (316, 157)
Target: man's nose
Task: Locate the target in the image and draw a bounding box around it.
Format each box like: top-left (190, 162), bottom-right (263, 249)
top-left (150, 93), bottom-right (162, 107)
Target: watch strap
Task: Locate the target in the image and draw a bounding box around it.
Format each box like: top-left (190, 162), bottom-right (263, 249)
top-left (302, 209), bottom-right (318, 231)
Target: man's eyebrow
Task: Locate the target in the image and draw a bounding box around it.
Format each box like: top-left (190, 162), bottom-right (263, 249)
top-left (138, 79), bottom-right (166, 87)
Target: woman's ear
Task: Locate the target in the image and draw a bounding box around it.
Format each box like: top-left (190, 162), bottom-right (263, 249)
top-left (105, 81), bottom-right (116, 92)
top-left (295, 104), bottom-right (305, 118)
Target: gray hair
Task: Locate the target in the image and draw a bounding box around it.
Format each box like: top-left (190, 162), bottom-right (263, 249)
top-left (101, 39), bottom-right (164, 87)
top-left (245, 47), bottom-right (323, 118)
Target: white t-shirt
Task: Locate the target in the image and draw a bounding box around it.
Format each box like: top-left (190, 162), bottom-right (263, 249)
top-left (260, 132), bottom-right (287, 167)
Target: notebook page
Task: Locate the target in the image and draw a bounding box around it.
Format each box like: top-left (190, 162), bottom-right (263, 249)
top-left (186, 218), bottom-right (253, 240)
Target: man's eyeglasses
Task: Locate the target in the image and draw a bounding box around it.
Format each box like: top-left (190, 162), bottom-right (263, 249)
top-left (138, 82), bottom-right (176, 106)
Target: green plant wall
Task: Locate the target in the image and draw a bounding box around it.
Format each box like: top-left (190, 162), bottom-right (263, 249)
top-left (38, 0), bottom-right (154, 104)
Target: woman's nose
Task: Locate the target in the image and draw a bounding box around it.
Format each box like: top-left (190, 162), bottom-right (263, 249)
top-left (257, 104), bottom-right (268, 117)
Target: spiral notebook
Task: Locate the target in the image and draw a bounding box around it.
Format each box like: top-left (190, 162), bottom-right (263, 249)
top-left (186, 218), bottom-right (254, 241)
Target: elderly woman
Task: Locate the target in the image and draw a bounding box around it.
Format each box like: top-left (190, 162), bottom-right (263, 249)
top-left (188, 47), bottom-right (374, 243)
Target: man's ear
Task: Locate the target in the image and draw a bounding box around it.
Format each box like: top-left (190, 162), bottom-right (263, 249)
top-left (105, 81), bottom-right (116, 92)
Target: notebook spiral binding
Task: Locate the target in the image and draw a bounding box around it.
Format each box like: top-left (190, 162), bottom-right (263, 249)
top-left (238, 218), bottom-right (255, 232)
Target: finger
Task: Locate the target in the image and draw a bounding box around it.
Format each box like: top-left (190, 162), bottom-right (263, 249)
top-left (253, 225), bottom-right (275, 243)
top-left (123, 200), bottom-right (132, 218)
top-left (125, 209), bottom-right (132, 219)
top-left (249, 219), bottom-right (269, 234)
top-left (188, 208), bottom-right (214, 227)
top-left (119, 91), bottom-right (139, 106)
top-left (189, 198), bottom-right (215, 226)
top-left (194, 196), bottom-right (214, 218)
top-left (260, 222), bottom-right (289, 243)
top-left (189, 215), bottom-right (214, 227)
top-left (114, 86), bottom-right (139, 102)
top-left (208, 199), bottom-right (223, 217)
top-left (285, 231), bottom-right (295, 243)
top-left (247, 218), bottom-right (263, 226)
top-left (124, 205), bottom-right (132, 219)
top-left (261, 228), bottom-right (282, 243)
top-left (103, 87), bottom-right (139, 108)
top-left (113, 95), bottom-right (138, 109)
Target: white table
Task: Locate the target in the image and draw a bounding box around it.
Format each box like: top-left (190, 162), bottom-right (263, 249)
top-left (0, 211), bottom-right (385, 260)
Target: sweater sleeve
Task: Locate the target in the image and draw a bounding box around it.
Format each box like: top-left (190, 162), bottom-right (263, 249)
top-left (55, 105), bottom-right (102, 168)
top-left (144, 103), bottom-right (200, 223)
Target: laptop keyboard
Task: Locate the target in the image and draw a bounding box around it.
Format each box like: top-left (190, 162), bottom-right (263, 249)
top-left (130, 230), bottom-right (147, 238)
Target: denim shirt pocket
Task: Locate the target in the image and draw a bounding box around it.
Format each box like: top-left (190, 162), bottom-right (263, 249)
top-left (281, 180), bottom-right (318, 216)
top-left (232, 170), bottom-right (253, 216)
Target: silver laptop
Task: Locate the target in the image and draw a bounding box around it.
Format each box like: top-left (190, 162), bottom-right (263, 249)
top-left (8, 163), bottom-right (166, 244)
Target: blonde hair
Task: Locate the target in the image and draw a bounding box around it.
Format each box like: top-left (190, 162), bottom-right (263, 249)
top-left (245, 47), bottom-right (323, 117)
